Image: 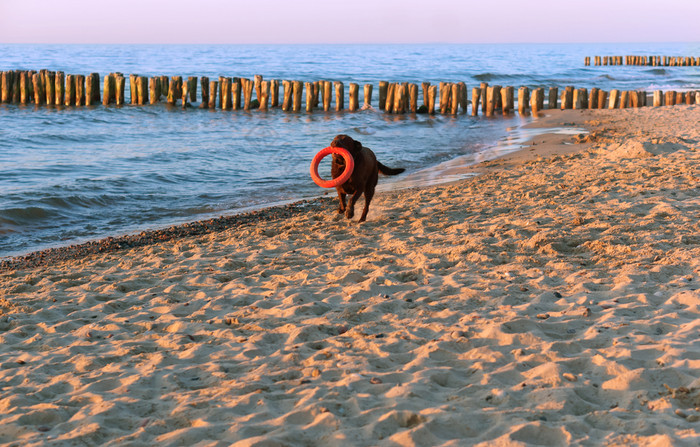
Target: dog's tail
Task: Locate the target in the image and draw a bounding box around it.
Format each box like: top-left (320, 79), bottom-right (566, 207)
top-left (378, 162), bottom-right (405, 176)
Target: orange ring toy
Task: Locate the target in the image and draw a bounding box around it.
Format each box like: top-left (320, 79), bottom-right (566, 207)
top-left (310, 146), bottom-right (354, 188)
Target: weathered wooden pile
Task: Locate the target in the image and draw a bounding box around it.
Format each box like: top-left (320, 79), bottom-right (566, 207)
top-left (585, 56), bottom-right (700, 66)
top-left (1, 69), bottom-right (699, 115)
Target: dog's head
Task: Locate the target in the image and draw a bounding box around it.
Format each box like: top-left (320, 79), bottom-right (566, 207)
top-left (330, 134), bottom-right (362, 156)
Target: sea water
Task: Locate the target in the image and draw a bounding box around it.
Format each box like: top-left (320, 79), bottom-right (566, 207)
top-left (1, 43), bottom-right (699, 257)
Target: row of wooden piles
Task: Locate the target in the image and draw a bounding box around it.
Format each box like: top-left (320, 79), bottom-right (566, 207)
top-left (585, 56), bottom-right (700, 67)
top-left (0, 70), bottom-right (101, 106)
top-left (2, 70), bottom-right (698, 115)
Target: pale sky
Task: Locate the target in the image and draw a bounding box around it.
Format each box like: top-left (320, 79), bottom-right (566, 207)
top-left (1, 0), bottom-right (699, 44)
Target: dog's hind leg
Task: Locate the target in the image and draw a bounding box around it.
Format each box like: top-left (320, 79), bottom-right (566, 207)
top-left (359, 186), bottom-right (375, 222)
top-left (345, 190), bottom-right (362, 220)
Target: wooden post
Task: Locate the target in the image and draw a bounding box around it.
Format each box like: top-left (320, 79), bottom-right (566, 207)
top-left (167, 77), bottom-right (177, 105)
top-left (167, 78), bottom-right (176, 105)
top-left (186, 76), bottom-right (197, 103)
top-left (536, 88), bottom-right (545, 111)
top-left (378, 81), bottom-right (388, 111)
top-left (259, 81), bottom-right (270, 110)
top-left (480, 82), bottom-right (488, 114)
top-left (0, 71), bottom-right (11, 103)
top-left (313, 81), bottom-right (320, 107)
top-left (439, 82), bottom-right (451, 114)
top-left (150, 77), bottom-right (160, 105)
top-left (484, 85), bottom-right (494, 116)
top-left (427, 85), bottom-right (437, 114)
top-left (562, 86), bottom-right (574, 109)
top-left (686, 91), bottom-right (695, 105)
top-left (240, 78), bottom-right (251, 111)
top-left (74, 75), bottom-right (85, 106)
top-left (282, 80), bottom-right (292, 111)
top-left (597, 90), bottom-right (607, 109)
top-left (270, 80), bottom-right (279, 107)
top-left (16, 71), bottom-right (25, 104)
top-left (217, 76), bottom-right (224, 108)
top-left (208, 81), bottom-right (218, 109)
top-left (293, 80), bottom-right (303, 112)
top-left (494, 84), bottom-right (503, 111)
top-left (393, 83), bottom-right (405, 114)
top-left (573, 88), bottom-right (585, 109)
top-left (305, 81), bottom-right (314, 112)
top-left (129, 74), bottom-right (138, 105)
top-left (518, 86), bottom-right (529, 115)
top-left (471, 87), bottom-right (481, 116)
top-left (158, 76), bottom-right (168, 102)
top-left (531, 88), bottom-right (544, 114)
top-left (364, 83), bottom-right (373, 109)
top-left (458, 82), bottom-right (468, 114)
top-left (486, 85), bottom-right (501, 116)
top-left (102, 74), bottom-right (112, 105)
top-left (89, 73), bottom-right (100, 104)
top-left (83, 73), bottom-right (93, 106)
top-left (232, 78), bottom-right (241, 110)
top-left (348, 83), bottom-right (359, 111)
top-left (181, 81), bottom-right (189, 108)
top-left (223, 77), bottom-right (232, 109)
top-left (322, 81), bottom-right (332, 111)
top-left (62, 74), bottom-right (73, 106)
top-left (608, 89), bottom-right (620, 109)
top-left (421, 82), bottom-right (430, 107)
top-left (137, 76), bottom-right (148, 105)
top-left (409, 83), bottom-right (418, 113)
top-left (45, 71), bottom-right (55, 106)
top-left (32, 73), bottom-right (44, 105)
top-left (254, 75), bottom-right (263, 104)
top-left (653, 90), bottom-right (663, 107)
top-left (502, 86), bottom-right (514, 115)
top-left (588, 88), bottom-right (599, 109)
top-left (619, 90), bottom-right (628, 109)
top-left (450, 83), bottom-right (460, 114)
top-left (385, 83), bottom-right (395, 113)
top-left (675, 91), bottom-right (684, 105)
top-left (629, 91), bottom-right (639, 108)
top-left (664, 91), bottom-right (675, 106)
top-left (116, 75), bottom-right (125, 105)
top-left (548, 87), bottom-right (558, 109)
top-left (26, 70), bottom-right (35, 102)
top-left (334, 81), bottom-right (344, 111)
top-left (20, 72), bottom-right (30, 104)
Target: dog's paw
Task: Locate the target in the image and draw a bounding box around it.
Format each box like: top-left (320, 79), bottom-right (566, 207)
top-left (345, 209), bottom-right (354, 219)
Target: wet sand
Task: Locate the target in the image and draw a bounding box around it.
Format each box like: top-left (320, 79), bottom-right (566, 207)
top-left (1, 105), bottom-right (699, 446)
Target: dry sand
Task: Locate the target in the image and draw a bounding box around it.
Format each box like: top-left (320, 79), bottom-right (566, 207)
top-left (1, 105), bottom-right (699, 446)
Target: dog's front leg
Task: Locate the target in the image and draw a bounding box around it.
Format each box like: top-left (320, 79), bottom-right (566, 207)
top-left (336, 189), bottom-right (347, 214)
top-left (345, 190), bottom-right (362, 220)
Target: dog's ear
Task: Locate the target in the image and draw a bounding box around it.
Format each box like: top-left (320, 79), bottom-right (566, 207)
top-left (354, 140), bottom-right (362, 151)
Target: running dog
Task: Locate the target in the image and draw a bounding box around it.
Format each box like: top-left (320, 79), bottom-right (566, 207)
top-left (329, 134), bottom-right (405, 222)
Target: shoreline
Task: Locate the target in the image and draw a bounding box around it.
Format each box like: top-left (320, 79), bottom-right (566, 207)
top-left (0, 110), bottom-right (590, 272)
top-left (1, 105), bottom-right (699, 446)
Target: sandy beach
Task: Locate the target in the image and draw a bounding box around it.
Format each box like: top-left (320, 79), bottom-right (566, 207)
top-left (1, 105), bottom-right (699, 446)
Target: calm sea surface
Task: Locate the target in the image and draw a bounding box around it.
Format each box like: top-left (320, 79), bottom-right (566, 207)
top-left (1, 43), bottom-right (699, 257)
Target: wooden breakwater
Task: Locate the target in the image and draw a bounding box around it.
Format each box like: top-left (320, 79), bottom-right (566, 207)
top-left (585, 56), bottom-right (700, 67)
top-left (1, 69), bottom-right (699, 116)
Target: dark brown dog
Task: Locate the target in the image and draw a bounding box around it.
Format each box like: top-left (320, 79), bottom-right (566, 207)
top-left (330, 134), bottom-right (405, 222)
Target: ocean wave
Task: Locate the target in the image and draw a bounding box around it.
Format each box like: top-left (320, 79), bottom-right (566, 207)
top-left (0, 206), bottom-right (56, 226)
top-left (474, 73), bottom-right (523, 82)
top-left (646, 68), bottom-right (668, 75)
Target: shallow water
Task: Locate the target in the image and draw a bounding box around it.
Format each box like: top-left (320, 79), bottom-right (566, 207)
top-left (1, 43), bottom-right (699, 257)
